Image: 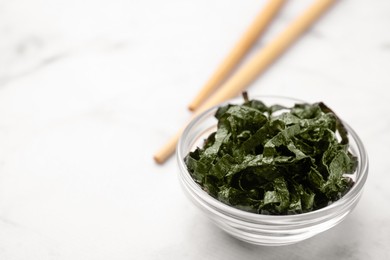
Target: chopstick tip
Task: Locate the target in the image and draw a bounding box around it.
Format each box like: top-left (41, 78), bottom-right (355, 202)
top-left (188, 98), bottom-right (202, 111)
top-left (188, 104), bottom-right (197, 112)
top-left (153, 154), bottom-right (165, 165)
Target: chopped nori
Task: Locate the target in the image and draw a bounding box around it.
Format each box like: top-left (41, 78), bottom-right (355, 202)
top-left (184, 94), bottom-right (357, 215)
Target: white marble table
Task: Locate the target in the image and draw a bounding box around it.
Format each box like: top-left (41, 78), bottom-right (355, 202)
top-left (1, 0), bottom-right (389, 259)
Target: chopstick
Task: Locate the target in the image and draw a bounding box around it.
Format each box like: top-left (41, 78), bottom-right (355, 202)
top-left (196, 0), bottom-right (336, 109)
top-left (154, 0), bottom-right (336, 164)
top-left (188, 0), bottom-right (286, 111)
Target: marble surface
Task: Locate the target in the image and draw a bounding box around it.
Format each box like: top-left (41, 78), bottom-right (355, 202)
top-left (0, 0), bottom-right (389, 259)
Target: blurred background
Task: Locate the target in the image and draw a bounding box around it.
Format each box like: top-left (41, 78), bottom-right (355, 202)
top-left (0, 0), bottom-right (389, 259)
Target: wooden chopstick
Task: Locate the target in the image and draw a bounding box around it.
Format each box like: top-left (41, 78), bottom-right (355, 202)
top-left (188, 0), bottom-right (286, 111)
top-left (154, 0), bottom-right (336, 164)
top-left (197, 0), bottom-right (336, 110)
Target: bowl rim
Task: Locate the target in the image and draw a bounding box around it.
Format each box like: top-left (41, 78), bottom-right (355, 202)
top-left (177, 95), bottom-right (369, 221)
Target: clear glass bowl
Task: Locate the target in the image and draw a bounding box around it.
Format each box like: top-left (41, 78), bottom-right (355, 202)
top-left (176, 96), bottom-right (369, 246)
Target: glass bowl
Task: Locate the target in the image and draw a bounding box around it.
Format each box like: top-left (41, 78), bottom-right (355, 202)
top-left (176, 96), bottom-right (368, 246)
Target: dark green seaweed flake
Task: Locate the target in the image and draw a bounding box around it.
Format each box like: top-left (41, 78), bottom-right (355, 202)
top-left (184, 95), bottom-right (357, 215)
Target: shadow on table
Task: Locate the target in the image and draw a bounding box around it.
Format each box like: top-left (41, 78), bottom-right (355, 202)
top-left (201, 214), bottom-right (364, 260)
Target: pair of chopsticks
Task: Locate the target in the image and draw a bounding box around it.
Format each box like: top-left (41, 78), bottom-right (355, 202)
top-left (154, 0), bottom-right (336, 164)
